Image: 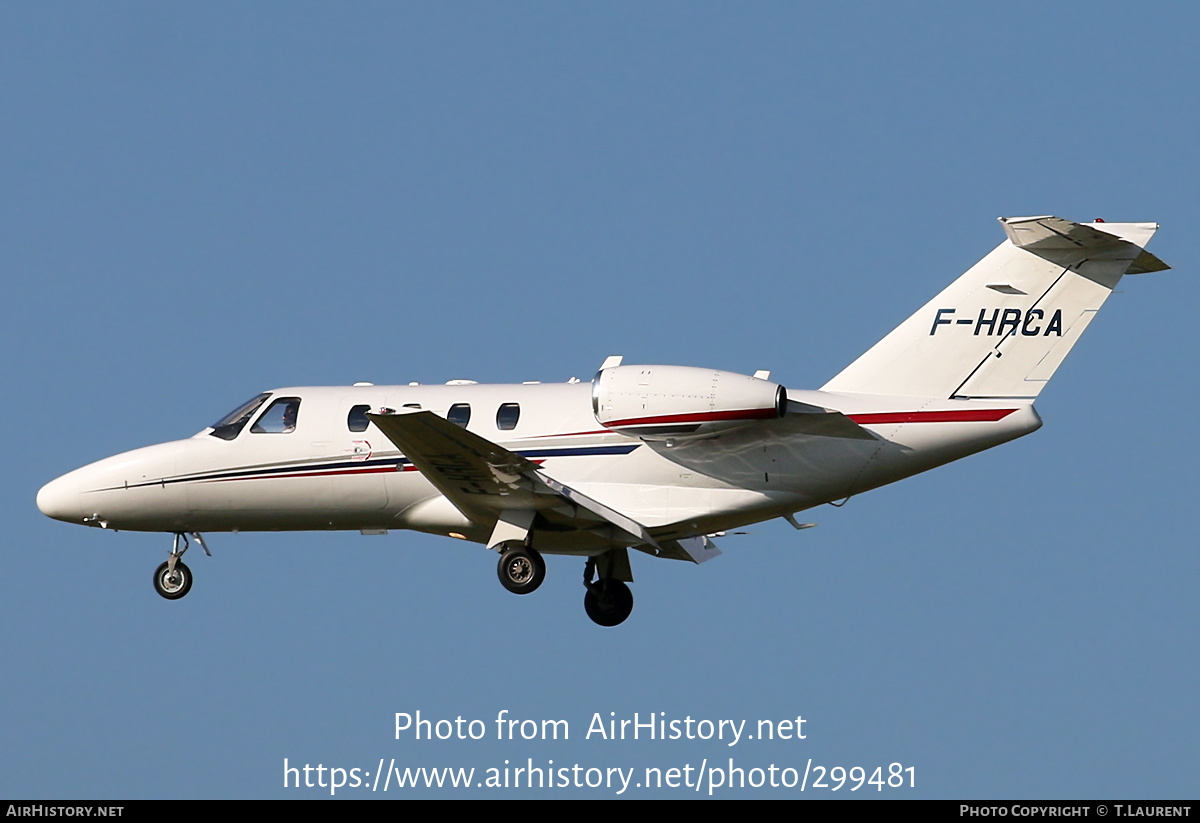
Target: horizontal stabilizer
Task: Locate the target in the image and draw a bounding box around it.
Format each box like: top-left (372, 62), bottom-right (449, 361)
top-left (1127, 249), bottom-right (1170, 275)
top-left (999, 216), bottom-right (1168, 274)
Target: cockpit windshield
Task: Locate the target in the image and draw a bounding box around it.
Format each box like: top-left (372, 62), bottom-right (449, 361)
top-left (209, 392), bottom-right (271, 441)
top-left (251, 397), bottom-right (301, 433)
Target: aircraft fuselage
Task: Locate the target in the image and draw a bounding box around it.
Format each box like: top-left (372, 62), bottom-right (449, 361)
top-left (34, 216), bottom-right (1167, 625)
top-left (37, 380), bottom-right (1040, 549)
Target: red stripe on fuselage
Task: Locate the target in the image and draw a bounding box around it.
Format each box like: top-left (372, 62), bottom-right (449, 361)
top-left (605, 407), bottom-right (779, 428)
top-left (847, 409), bottom-right (1018, 425)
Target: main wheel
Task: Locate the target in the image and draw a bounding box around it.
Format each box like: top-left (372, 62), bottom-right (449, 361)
top-left (584, 579), bottom-right (633, 626)
top-left (153, 560), bottom-right (192, 600)
top-left (497, 546), bottom-right (546, 595)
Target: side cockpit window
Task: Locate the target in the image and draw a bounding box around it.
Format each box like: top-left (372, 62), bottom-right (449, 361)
top-left (496, 403), bottom-right (520, 430)
top-left (447, 403), bottom-right (471, 427)
top-left (251, 397), bottom-right (301, 433)
top-left (209, 393), bottom-right (271, 441)
top-left (347, 404), bottom-right (371, 432)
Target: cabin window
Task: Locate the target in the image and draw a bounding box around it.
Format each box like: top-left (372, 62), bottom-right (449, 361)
top-left (496, 403), bottom-right (520, 430)
top-left (447, 403), bottom-right (471, 427)
top-left (209, 392), bottom-right (271, 441)
top-left (251, 397), bottom-right (301, 433)
top-left (347, 404), bottom-right (371, 432)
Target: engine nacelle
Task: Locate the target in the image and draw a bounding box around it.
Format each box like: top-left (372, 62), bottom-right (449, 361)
top-left (592, 365), bottom-right (786, 440)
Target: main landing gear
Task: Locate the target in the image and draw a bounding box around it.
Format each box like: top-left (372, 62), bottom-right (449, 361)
top-left (153, 532), bottom-right (209, 601)
top-left (496, 545), bottom-right (546, 595)
top-left (582, 556), bottom-right (634, 627)
top-left (493, 545), bottom-right (635, 626)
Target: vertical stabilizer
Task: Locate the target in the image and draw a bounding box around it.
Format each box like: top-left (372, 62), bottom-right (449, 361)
top-left (820, 217), bottom-right (1167, 400)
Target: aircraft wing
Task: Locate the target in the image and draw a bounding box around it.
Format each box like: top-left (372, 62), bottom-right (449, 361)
top-left (367, 410), bottom-right (657, 548)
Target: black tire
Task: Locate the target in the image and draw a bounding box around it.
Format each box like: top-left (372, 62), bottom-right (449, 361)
top-left (153, 560), bottom-right (192, 600)
top-left (583, 579), bottom-right (633, 626)
top-left (497, 546), bottom-right (545, 595)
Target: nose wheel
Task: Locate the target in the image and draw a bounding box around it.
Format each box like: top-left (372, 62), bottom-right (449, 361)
top-left (152, 532), bottom-right (209, 601)
top-left (154, 560), bottom-right (192, 600)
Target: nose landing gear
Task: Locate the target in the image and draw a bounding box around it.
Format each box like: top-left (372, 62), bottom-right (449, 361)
top-left (152, 532), bottom-right (209, 601)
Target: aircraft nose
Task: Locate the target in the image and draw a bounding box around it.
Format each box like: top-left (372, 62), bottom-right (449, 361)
top-left (37, 474), bottom-right (83, 523)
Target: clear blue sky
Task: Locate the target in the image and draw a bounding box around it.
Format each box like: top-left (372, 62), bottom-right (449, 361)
top-left (4, 2), bottom-right (1196, 798)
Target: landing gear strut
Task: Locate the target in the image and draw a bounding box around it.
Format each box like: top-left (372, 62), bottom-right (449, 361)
top-left (153, 532), bottom-right (209, 601)
top-left (583, 556), bottom-right (634, 627)
top-left (497, 545), bottom-right (546, 595)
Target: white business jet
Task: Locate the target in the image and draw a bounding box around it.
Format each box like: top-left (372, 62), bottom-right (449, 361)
top-left (37, 216), bottom-right (1169, 626)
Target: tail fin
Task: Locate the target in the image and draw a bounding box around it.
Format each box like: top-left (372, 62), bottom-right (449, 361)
top-left (821, 216), bottom-right (1168, 400)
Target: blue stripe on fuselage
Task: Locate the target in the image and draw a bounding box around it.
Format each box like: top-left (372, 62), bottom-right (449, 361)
top-left (122, 442), bottom-right (640, 489)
